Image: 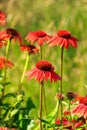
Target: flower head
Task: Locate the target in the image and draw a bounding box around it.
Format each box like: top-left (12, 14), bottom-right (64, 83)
top-left (0, 11), bottom-right (7, 26)
top-left (26, 60), bottom-right (61, 83)
top-left (72, 96), bottom-right (87, 118)
top-left (25, 30), bottom-right (52, 46)
top-left (49, 30), bottom-right (78, 49)
top-left (56, 93), bottom-right (64, 101)
top-left (6, 28), bottom-right (22, 44)
top-left (0, 29), bottom-right (22, 47)
top-left (20, 44), bottom-right (39, 54)
top-left (67, 91), bottom-right (76, 100)
top-left (0, 57), bottom-right (14, 69)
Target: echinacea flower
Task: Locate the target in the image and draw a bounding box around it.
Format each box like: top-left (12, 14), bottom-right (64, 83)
top-left (67, 91), bottom-right (76, 100)
top-left (49, 30), bottom-right (78, 49)
top-left (0, 57), bottom-right (14, 69)
top-left (0, 11), bottom-right (7, 26)
top-left (26, 60), bottom-right (61, 83)
top-left (20, 44), bottom-right (39, 54)
top-left (0, 29), bottom-right (22, 47)
top-left (6, 28), bottom-right (22, 44)
top-left (56, 93), bottom-right (64, 101)
top-left (72, 96), bottom-right (87, 118)
top-left (25, 30), bottom-right (52, 46)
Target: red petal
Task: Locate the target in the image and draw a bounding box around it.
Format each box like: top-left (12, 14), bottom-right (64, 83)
top-left (45, 71), bottom-right (51, 81)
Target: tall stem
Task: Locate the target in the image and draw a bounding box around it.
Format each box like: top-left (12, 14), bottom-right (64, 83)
top-left (1, 40), bottom-right (11, 103)
top-left (40, 81), bottom-right (43, 130)
top-left (60, 47), bottom-right (64, 122)
top-left (18, 54), bottom-right (30, 93)
top-left (43, 85), bottom-right (47, 116)
top-left (86, 119), bottom-right (87, 130)
top-left (55, 100), bottom-right (60, 121)
top-left (40, 45), bottom-right (47, 116)
top-left (40, 46), bottom-right (42, 61)
top-left (68, 100), bottom-right (72, 122)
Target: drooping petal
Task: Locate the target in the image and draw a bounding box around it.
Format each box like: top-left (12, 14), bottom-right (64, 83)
top-left (84, 107), bottom-right (87, 118)
top-left (79, 106), bottom-right (87, 117)
top-left (38, 38), bottom-right (44, 46)
top-left (72, 104), bottom-right (83, 114)
top-left (50, 71), bottom-right (61, 82)
top-left (36, 70), bottom-right (44, 83)
top-left (26, 68), bottom-right (39, 80)
top-left (45, 71), bottom-right (51, 81)
top-left (63, 39), bottom-right (68, 48)
top-left (69, 37), bottom-right (77, 48)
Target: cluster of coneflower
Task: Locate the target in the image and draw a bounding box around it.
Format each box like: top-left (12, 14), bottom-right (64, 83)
top-left (0, 10), bottom-right (87, 130)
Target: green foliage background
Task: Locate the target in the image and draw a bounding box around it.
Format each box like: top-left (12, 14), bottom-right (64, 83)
top-left (0, 0), bottom-right (87, 117)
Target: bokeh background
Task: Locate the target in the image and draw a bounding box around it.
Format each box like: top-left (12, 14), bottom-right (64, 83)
top-left (0, 0), bottom-right (87, 118)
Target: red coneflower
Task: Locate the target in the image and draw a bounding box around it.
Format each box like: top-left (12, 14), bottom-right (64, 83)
top-left (0, 11), bottom-right (7, 26)
top-left (6, 28), bottom-right (22, 44)
top-left (72, 96), bottom-right (87, 118)
top-left (0, 57), bottom-right (14, 69)
top-left (26, 60), bottom-right (61, 83)
top-left (0, 29), bottom-right (22, 47)
top-left (20, 44), bottom-right (39, 54)
top-left (49, 30), bottom-right (78, 49)
top-left (25, 30), bottom-right (52, 46)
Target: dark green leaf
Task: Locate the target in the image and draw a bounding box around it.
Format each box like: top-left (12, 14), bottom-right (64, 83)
top-left (4, 93), bottom-right (16, 99)
top-left (26, 97), bottom-right (36, 111)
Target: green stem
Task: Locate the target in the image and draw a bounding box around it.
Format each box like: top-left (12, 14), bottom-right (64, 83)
top-left (1, 40), bottom-right (11, 103)
top-left (40, 46), bottom-right (42, 61)
top-left (68, 100), bottom-right (74, 129)
top-left (55, 100), bottom-right (60, 121)
top-left (43, 85), bottom-right (47, 116)
top-left (68, 100), bottom-right (72, 121)
top-left (60, 47), bottom-right (64, 122)
top-left (40, 81), bottom-right (43, 130)
top-left (18, 54), bottom-right (30, 93)
top-left (86, 119), bottom-right (87, 130)
top-left (40, 45), bottom-right (47, 116)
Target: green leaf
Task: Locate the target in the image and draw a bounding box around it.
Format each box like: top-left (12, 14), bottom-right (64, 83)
top-left (26, 97), bottom-right (36, 111)
top-left (38, 118), bottom-right (50, 124)
top-left (5, 82), bottom-right (11, 86)
top-left (10, 109), bottom-right (19, 117)
top-left (4, 93), bottom-right (16, 99)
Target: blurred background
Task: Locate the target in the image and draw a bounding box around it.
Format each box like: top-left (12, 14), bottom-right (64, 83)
top-left (0, 0), bottom-right (87, 118)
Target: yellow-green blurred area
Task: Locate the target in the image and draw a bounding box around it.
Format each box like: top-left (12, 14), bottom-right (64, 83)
top-left (0, 0), bottom-right (87, 118)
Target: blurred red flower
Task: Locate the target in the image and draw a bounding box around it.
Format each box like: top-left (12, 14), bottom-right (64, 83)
top-left (0, 29), bottom-right (22, 47)
top-left (25, 30), bottom-right (52, 46)
top-left (26, 60), bottom-right (61, 83)
top-left (55, 118), bottom-right (72, 129)
top-left (0, 128), bottom-right (15, 130)
top-left (0, 57), bottom-right (14, 69)
top-left (56, 93), bottom-right (64, 100)
top-left (72, 96), bottom-right (87, 118)
top-left (20, 44), bottom-right (39, 54)
top-left (49, 30), bottom-right (78, 49)
top-left (6, 28), bottom-right (22, 44)
top-left (0, 11), bottom-right (7, 26)
top-left (74, 121), bottom-right (84, 129)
